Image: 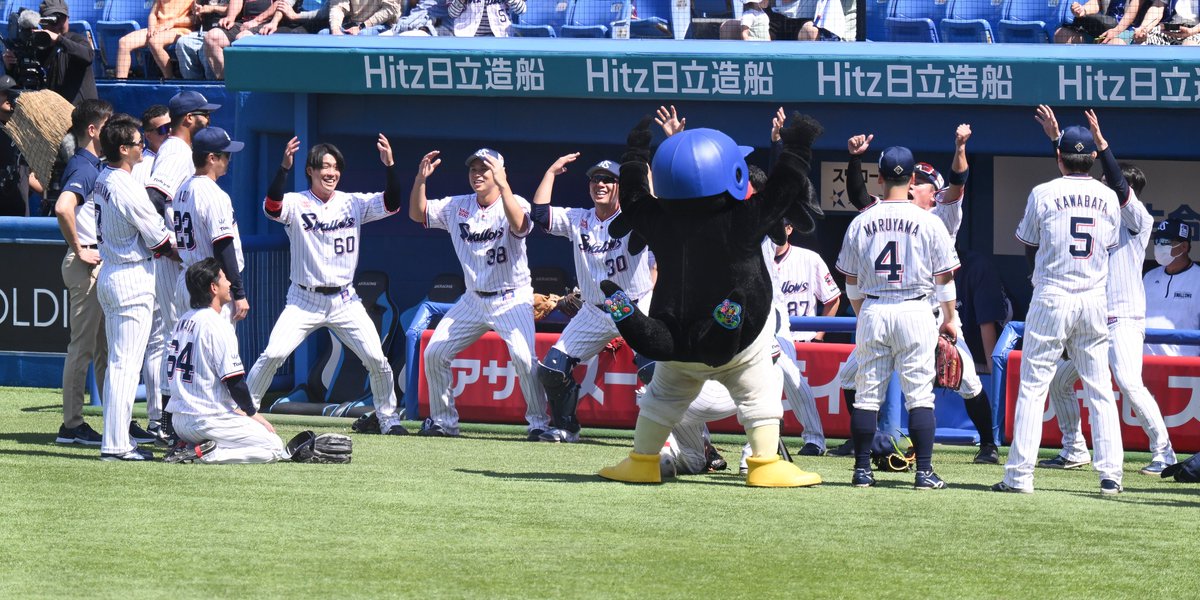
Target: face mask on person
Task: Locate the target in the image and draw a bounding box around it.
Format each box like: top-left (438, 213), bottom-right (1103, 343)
top-left (1154, 243), bottom-right (1180, 267)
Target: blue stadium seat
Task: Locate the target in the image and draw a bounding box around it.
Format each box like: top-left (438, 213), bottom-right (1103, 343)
top-left (625, 0), bottom-right (671, 38)
top-left (68, 0), bottom-right (106, 27)
top-left (997, 0), bottom-right (1067, 43)
top-left (885, 0), bottom-right (946, 43)
top-left (561, 0), bottom-right (629, 37)
top-left (512, 0), bottom-right (570, 37)
top-left (940, 0), bottom-right (1002, 42)
top-left (692, 0), bottom-right (731, 18)
top-left (865, 0), bottom-right (891, 40)
top-left (96, 0), bottom-right (150, 74)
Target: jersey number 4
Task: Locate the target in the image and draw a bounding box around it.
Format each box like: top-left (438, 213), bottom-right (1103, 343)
top-left (166, 340), bottom-right (195, 383)
top-left (874, 241), bottom-right (903, 283)
top-left (1069, 217), bottom-right (1094, 259)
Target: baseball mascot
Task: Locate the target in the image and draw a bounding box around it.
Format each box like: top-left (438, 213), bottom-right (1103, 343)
top-left (598, 114), bottom-right (825, 487)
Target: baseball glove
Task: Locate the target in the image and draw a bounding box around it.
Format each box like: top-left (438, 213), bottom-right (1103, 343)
top-left (351, 411), bottom-right (381, 434)
top-left (556, 289), bottom-right (584, 318)
top-left (287, 430), bottom-right (353, 464)
top-left (872, 434), bottom-right (916, 473)
top-left (533, 293), bottom-right (562, 320)
top-left (935, 334), bottom-right (963, 390)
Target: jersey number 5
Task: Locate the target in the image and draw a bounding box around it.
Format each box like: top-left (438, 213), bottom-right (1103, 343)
top-left (165, 340), bottom-right (195, 383)
top-left (1069, 217), bottom-right (1094, 258)
top-left (874, 241), bottom-right (903, 283)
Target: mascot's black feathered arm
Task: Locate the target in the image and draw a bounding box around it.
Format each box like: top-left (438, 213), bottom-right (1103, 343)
top-left (608, 116), bottom-right (657, 243)
top-left (759, 113), bottom-right (824, 237)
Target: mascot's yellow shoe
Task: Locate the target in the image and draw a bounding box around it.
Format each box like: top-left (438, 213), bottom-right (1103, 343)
top-left (599, 452), bottom-right (663, 484)
top-left (745, 455), bottom-right (822, 488)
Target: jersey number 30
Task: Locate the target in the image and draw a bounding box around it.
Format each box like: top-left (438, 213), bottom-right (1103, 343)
top-left (166, 340), bottom-right (195, 383)
top-left (1069, 217), bottom-right (1094, 258)
top-left (874, 241), bottom-right (903, 283)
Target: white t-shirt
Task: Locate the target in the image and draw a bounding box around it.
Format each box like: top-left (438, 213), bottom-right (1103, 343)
top-left (1143, 261), bottom-right (1200, 357)
top-left (741, 7), bottom-right (770, 39)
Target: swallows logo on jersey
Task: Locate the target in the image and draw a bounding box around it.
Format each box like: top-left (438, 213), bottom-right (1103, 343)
top-left (780, 281), bottom-right (810, 294)
top-left (578, 233), bottom-right (622, 254)
top-left (300, 213), bottom-right (356, 233)
top-left (459, 223), bottom-right (505, 242)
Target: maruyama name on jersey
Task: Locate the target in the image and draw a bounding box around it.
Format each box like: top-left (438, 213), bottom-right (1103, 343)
top-left (862, 217), bottom-right (922, 237)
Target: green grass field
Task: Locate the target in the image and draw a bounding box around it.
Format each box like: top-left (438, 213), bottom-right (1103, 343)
top-left (1, 386), bottom-right (1197, 599)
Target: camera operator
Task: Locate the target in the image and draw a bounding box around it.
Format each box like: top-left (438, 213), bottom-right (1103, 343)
top-left (2, 0), bottom-right (97, 104)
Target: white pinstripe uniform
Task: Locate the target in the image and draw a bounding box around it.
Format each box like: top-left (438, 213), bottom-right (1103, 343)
top-left (132, 148), bottom-right (166, 417)
top-left (245, 189), bottom-right (403, 429)
top-left (171, 175), bottom-right (244, 317)
top-left (661, 380), bottom-right (739, 474)
top-left (146, 136), bottom-right (193, 401)
top-left (762, 239), bottom-right (835, 449)
top-left (1048, 190), bottom-right (1175, 465)
top-left (835, 200), bottom-right (959, 413)
top-left (837, 190), bottom-right (984, 397)
top-left (1005, 175), bottom-right (1123, 490)
top-left (167, 308), bottom-right (286, 464)
top-left (545, 206), bottom-right (653, 360)
top-left (94, 165), bottom-right (173, 456)
top-left (423, 193), bottom-right (549, 434)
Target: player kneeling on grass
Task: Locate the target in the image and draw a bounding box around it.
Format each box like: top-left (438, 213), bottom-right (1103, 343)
top-left (164, 259), bottom-right (287, 464)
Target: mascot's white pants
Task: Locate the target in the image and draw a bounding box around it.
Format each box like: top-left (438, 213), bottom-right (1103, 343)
top-left (637, 324), bottom-right (783, 430)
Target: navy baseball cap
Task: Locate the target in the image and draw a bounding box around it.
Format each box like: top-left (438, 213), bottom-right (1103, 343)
top-left (878, 146), bottom-right (915, 180)
top-left (192, 127), bottom-right (244, 154)
top-left (1153, 218), bottom-right (1191, 242)
top-left (168, 91), bottom-right (220, 120)
top-left (586, 160), bottom-right (619, 178)
top-left (465, 148), bottom-right (503, 167)
top-left (1057, 126), bottom-right (1097, 154)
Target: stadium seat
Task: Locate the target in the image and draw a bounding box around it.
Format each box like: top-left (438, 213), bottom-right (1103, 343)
top-left (561, 0), bottom-right (629, 37)
top-left (940, 0), bottom-right (1002, 42)
top-left (718, 17), bottom-right (740, 38)
top-left (997, 0), bottom-right (1068, 43)
top-left (96, 0), bottom-right (151, 74)
top-left (864, 0), bottom-right (890, 40)
top-left (692, 0), bottom-right (731, 18)
top-left (885, 0), bottom-right (946, 43)
top-left (626, 0), bottom-right (672, 38)
top-left (512, 0), bottom-right (570, 37)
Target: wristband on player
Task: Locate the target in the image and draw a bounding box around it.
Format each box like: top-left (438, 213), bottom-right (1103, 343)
top-left (947, 167), bottom-right (968, 186)
top-left (935, 281), bottom-right (956, 304)
top-left (845, 281), bottom-right (863, 301)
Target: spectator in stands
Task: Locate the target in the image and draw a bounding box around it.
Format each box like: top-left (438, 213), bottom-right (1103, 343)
top-left (1143, 0), bottom-right (1200, 44)
top-left (114, 0), bottom-right (195, 79)
top-left (0, 76), bottom-right (42, 216)
top-left (741, 0), bottom-right (770, 40)
top-left (448, 0), bottom-right (525, 36)
top-left (1057, 0), bottom-right (1155, 43)
top-left (272, 0), bottom-right (334, 33)
top-left (204, 0), bottom-right (284, 80)
top-left (388, 0), bottom-right (453, 35)
top-left (324, 0), bottom-right (400, 34)
top-left (797, 0), bottom-right (848, 40)
top-left (1099, 0), bottom-right (1161, 43)
top-left (177, 0), bottom-right (230, 80)
top-left (1144, 219), bottom-right (1200, 357)
top-left (1, 0), bottom-right (97, 104)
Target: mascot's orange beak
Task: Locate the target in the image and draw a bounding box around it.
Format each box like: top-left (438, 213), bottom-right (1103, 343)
top-left (744, 183), bottom-right (755, 200)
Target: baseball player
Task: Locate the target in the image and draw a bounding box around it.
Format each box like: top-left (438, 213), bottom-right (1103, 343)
top-left (144, 91), bottom-right (220, 440)
top-left (165, 258), bottom-right (286, 464)
top-left (170, 126), bottom-right (249, 321)
top-left (130, 104), bottom-right (169, 186)
top-left (1037, 108), bottom-right (1176, 476)
top-left (833, 125), bottom-right (1000, 465)
top-left (246, 135), bottom-right (406, 435)
top-left (995, 123), bottom-right (1123, 495)
top-left (93, 114), bottom-right (180, 461)
top-left (410, 147), bottom-right (549, 439)
top-left (530, 154), bottom-right (653, 443)
top-left (52, 99), bottom-right (111, 446)
top-left (1144, 219), bottom-right (1200, 357)
top-left (835, 145), bottom-right (960, 489)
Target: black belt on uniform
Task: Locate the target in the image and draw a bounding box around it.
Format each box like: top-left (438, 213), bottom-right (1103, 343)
top-left (477, 288), bottom-right (514, 298)
top-left (80, 244), bottom-right (97, 249)
top-left (299, 284), bottom-right (343, 295)
top-left (865, 293), bottom-right (927, 301)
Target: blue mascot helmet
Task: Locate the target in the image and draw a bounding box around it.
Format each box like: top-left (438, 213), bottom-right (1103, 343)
top-left (651, 128), bottom-right (753, 200)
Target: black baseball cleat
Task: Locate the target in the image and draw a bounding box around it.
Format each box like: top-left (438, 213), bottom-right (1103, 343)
top-left (418, 418), bottom-right (457, 437)
top-left (828, 441), bottom-right (854, 457)
top-left (704, 440), bottom-right (728, 472)
top-left (990, 481), bottom-right (1032, 494)
top-left (129, 422), bottom-right (155, 445)
top-left (526, 428), bottom-right (546, 442)
top-left (147, 421), bottom-right (172, 447)
top-left (56, 422), bottom-right (102, 445)
top-left (163, 440), bottom-right (217, 464)
top-left (914, 470), bottom-right (947, 490)
top-left (385, 424), bottom-right (409, 436)
top-left (538, 428), bottom-right (580, 443)
top-left (798, 442), bottom-right (826, 457)
top-left (1099, 479), bottom-right (1123, 495)
top-left (973, 444), bottom-right (1000, 464)
top-left (852, 468), bottom-right (876, 487)
top-left (1037, 455), bottom-right (1089, 469)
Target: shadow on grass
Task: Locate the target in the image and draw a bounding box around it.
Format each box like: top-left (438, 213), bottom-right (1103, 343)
top-left (453, 468), bottom-right (750, 486)
top-left (19, 404), bottom-right (64, 414)
top-left (0, 447), bottom-right (106, 461)
top-left (1061, 488), bottom-right (1200, 507)
top-left (449, 433), bottom-right (629, 448)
